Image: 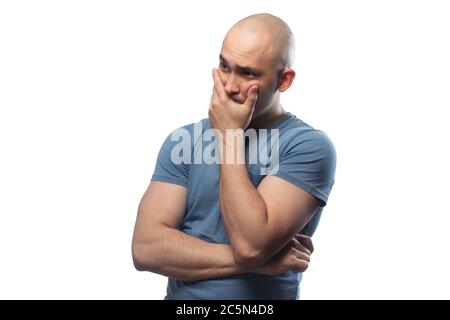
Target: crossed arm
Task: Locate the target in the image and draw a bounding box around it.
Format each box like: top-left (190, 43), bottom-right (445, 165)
top-left (132, 181), bottom-right (314, 281)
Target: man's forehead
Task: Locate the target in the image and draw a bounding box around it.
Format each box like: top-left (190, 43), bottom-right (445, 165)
top-left (218, 53), bottom-right (259, 72)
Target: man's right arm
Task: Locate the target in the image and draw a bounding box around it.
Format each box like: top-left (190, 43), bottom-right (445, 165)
top-left (132, 181), bottom-right (311, 282)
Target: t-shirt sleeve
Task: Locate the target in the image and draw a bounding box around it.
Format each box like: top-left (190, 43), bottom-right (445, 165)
top-left (274, 130), bottom-right (336, 207)
top-left (151, 128), bottom-right (190, 188)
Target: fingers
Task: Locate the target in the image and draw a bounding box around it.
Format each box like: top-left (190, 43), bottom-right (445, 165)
top-left (244, 85), bottom-right (258, 109)
top-left (212, 68), bottom-right (226, 98)
top-left (288, 247), bottom-right (309, 273)
top-left (288, 247), bottom-right (311, 273)
top-left (295, 234), bottom-right (314, 254)
top-left (291, 237), bottom-right (311, 256)
top-left (290, 247), bottom-right (310, 263)
top-left (292, 257), bottom-right (309, 273)
top-left (209, 92), bottom-right (214, 106)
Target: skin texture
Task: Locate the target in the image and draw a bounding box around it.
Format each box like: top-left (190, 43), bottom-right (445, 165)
top-left (132, 13), bottom-right (317, 282)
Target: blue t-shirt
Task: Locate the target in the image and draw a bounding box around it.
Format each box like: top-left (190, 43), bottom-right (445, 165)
top-left (151, 112), bottom-right (336, 300)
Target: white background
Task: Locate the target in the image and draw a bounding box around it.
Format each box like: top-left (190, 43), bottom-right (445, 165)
top-left (1, 0), bottom-right (449, 299)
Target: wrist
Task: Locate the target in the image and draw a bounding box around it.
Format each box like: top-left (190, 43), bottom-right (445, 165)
top-left (219, 129), bottom-right (246, 165)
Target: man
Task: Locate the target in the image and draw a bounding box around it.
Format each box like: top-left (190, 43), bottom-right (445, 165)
top-left (132, 13), bottom-right (336, 300)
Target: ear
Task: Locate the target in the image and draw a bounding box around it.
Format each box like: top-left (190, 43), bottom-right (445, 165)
top-left (278, 68), bottom-right (296, 92)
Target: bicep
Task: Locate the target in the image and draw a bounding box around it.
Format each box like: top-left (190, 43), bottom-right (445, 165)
top-left (133, 181), bottom-right (187, 242)
top-left (257, 176), bottom-right (320, 251)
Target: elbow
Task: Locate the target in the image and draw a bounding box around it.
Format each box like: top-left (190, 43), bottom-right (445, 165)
top-left (132, 242), bottom-right (156, 272)
top-left (132, 244), bottom-right (146, 271)
top-left (132, 257), bottom-right (146, 272)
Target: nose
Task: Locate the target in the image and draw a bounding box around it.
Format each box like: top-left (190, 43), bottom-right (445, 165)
top-left (223, 73), bottom-right (240, 96)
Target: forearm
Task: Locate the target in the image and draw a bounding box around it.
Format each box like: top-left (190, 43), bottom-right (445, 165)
top-left (219, 135), bottom-right (270, 258)
top-left (133, 223), bottom-right (253, 281)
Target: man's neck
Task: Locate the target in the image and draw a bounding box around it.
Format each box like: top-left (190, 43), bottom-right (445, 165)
top-left (248, 102), bottom-right (286, 129)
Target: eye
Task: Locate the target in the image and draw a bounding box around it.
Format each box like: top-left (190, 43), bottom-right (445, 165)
top-left (241, 70), bottom-right (255, 78)
top-left (219, 62), bottom-right (229, 71)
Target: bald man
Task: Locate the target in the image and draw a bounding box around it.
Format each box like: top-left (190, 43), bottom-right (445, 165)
top-left (132, 13), bottom-right (336, 300)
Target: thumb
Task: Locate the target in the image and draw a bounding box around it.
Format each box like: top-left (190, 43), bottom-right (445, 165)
top-left (245, 85), bottom-right (258, 108)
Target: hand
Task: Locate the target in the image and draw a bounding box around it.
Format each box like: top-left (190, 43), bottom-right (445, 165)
top-left (254, 234), bottom-right (314, 276)
top-left (208, 68), bottom-right (258, 133)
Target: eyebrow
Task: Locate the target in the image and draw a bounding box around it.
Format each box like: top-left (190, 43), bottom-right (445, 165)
top-left (219, 55), bottom-right (262, 75)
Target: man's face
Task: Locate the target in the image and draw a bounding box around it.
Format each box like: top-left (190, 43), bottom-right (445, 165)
top-left (218, 32), bottom-right (281, 117)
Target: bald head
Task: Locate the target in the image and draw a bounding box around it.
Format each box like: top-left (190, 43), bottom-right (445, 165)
top-left (224, 13), bottom-right (295, 69)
